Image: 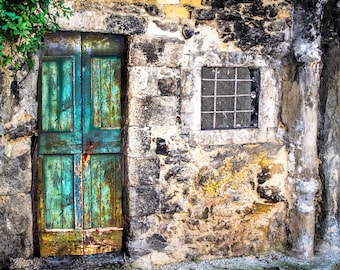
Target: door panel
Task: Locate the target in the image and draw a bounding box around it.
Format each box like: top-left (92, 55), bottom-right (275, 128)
top-left (41, 57), bottom-right (74, 132)
top-left (38, 33), bottom-right (124, 256)
top-left (44, 155), bottom-right (74, 229)
top-left (91, 57), bottom-right (121, 129)
top-left (83, 154), bottom-right (122, 229)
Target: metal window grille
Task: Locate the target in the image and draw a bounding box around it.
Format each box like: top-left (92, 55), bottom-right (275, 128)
top-left (201, 67), bottom-right (260, 130)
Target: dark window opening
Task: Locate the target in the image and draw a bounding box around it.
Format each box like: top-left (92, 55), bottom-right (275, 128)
top-left (201, 67), bottom-right (260, 130)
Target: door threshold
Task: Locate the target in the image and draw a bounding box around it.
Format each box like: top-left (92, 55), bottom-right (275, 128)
top-left (33, 251), bottom-right (125, 269)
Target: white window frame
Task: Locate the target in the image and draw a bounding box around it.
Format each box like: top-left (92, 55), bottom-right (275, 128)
top-left (181, 52), bottom-right (279, 145)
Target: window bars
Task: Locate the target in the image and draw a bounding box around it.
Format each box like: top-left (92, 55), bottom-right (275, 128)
top-left (201, 67), bottom-right (260, 130)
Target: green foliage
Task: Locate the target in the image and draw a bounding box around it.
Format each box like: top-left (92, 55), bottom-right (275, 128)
top-left (0, 0), bottom-right (72, 70)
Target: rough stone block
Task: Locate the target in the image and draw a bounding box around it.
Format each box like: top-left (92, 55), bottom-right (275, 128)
top-left (128, 186), bottom-right (160, 217)
top-left (129, 96), bottom-right (178, 127)
top-left (128, 67), bottom-right (180, 97)
top-left (129, 36), bottom-right (184, 67)
top-left (158, 77), bottom-right (180, 96)
top-left (129, 218), bottom-right (151, 238)
top-left (127, 157), bottom-right (160, 186)
top-left (0, 194), bottom-right (33, 261)
top-left (145, 4), bottom-right (161, 16)
top-left (105, 14), bottom-right (146, 35)
top-left (127, 239), bottom-right (151, 257)
top-left (127, 127), bottom-right (152, 157)
top-left (146, 20), bottom-right (182, 38)
top-left (163, 6), bottom-right (190, 19)
top-left (128, 67), bottom-right (157, 97)
top-left (146, 234), bottom-right (168, 251)
top-left (0, 137), bottom-right (31, 195)
top-left (192, 8), bottom-right (215, 20)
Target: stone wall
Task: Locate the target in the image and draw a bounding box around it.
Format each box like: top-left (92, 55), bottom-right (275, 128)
top-left (85, 0), bottom-right (292, 267)
top-left (0, 61), bottom-right (39, 263)
top-left (0, 0), bottom-right (337, 269)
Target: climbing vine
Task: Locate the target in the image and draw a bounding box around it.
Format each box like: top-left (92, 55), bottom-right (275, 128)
top-left (0, 0), bottom-right (72, 70)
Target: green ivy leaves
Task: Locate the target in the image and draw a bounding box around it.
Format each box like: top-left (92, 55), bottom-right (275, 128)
top-left (0, 0), bottom-right (73, 70)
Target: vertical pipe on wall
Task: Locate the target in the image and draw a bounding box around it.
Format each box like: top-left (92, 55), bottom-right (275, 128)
top-left (289, 63), bottom-right (321, 257)
top-left (288, 0), bottom-right (327, 257)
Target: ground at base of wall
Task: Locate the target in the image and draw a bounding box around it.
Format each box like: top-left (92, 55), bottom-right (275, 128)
top-left (4, 252), bottom-right (125, 270)
top-left (156, 251), bottom-right (340, 270)
top-left (5, 250), bottom-right (340, 270)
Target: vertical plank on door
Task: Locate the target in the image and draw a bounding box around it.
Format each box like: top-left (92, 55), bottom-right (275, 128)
top-left (114, 155), bottom-right (123, 227)
top-left (90, 156), bottom-right (101, 228)
top-left (44, 156), bottom-right (62, 229)
top-left (101, 154), bottom-right (115, 228)
top-left (44, 155), bottom-right (74, 229)
top-left (83, 159), bottom-right (92, 229)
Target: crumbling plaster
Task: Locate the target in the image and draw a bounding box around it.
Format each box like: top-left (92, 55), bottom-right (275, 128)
top-left (0, 0), bottom-right (338, 269)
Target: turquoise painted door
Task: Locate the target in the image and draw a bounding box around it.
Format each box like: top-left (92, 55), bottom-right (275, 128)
top-left (37, 33), bottom-right (124, 256)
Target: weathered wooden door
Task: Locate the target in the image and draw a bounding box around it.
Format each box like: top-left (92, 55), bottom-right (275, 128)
top-left (37, 33), bottom-right (124, 256)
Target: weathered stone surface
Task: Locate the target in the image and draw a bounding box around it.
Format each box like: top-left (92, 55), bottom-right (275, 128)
top-left (155, 138), bottom-right (168, 155)
top-left (158, 77), bottom-right (180, 96)
top-left (129, 36), bottom-right (184, 67)
top-left (127, 157), bottom-right (160, 186)
top-left (128, 186), bottom-right (160, 217)
top-left (127, 127), bottom-right (152, 157)
top-left (146, 234), bottom-right (168, 251)
top-left (127, 143), bottom-right (289, 265)
top-left (182, 24), bottom-right (195, 39)
top-left (0, 139), bottom-right (31, 195)
top-left (145, 4), bottom-right (161, 16)
top-left (316, 0), bottom-right (340, 251)
top-left (128, 96), bottom-right (178, 127)
top-left (192, 0), bottom-right (291, 56)
top-left (0, 66), bottom-right (36, 264)
top-left (128, 66), bottom-right (180, 97)
top-left (3, 114), bottom-right (35, 140)
top-left (105, 14), bottom-right (146, 35)
top-left (0, 194), bottom-right (33, 261)
top-left (192, 8), bottom-right (216, 20)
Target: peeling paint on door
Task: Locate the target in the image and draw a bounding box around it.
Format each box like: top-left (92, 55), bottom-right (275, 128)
top-left (37, 32), bottom-right (125, 256)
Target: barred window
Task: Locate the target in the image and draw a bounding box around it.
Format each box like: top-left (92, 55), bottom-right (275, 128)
top-left (201, 67), bottom-right (260, 130)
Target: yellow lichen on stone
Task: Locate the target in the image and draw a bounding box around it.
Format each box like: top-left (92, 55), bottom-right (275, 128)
top-left (163, 5), bottom-right (190, 18)
top-left (252, 202), bottom-right (275, 215)
top-left (200, 150), bottom-right (283, 197)
top-left (180, 0), bottom-right (201, 7)
top-left (158, 0), bottom-right (179, 4)
top-left (202, 179), bottom-right (219, 195)
top-left (257, 152), bottom-right (273, 168)
top-left (109, 0), bottom-right (157, 3)
top-left (261, 0), bottom-right (286, 6)
top-left (201, 156), bottom-right (253, 196)
top-left (276, 8), bottom-right (291, 19)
